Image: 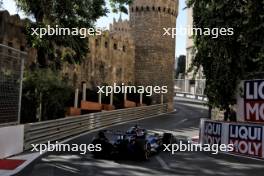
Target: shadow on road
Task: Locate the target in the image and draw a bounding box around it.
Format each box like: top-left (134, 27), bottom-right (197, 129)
top-left (14, 101), bottom-right (264, 176)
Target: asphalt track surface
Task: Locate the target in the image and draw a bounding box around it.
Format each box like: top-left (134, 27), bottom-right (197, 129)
top-left (14, 100), bottom-right (264, 176)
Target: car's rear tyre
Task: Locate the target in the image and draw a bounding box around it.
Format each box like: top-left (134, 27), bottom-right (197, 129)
top-left (143, 143), bottom-right (151, 160)
top-left (162, 133), bottom-right (173, 145)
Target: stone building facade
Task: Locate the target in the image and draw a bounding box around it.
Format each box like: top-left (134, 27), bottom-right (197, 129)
top-left (64, 18), bottom-right (135, 89)
top-left (0, 11), bottom-right (36, 66)
top-left (0, 11), bottom-right (37, 66)
top-left (185, 7), bottom-right (205, 95)
top-left (129, 0), bottom-right (179, 110)
top-left (0, 11), bottom-right (27, 51)
top-left (1, 0), bottom-right (179, 108)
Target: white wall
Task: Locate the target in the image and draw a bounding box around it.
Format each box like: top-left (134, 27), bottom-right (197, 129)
top-left (0, 125), bottom-right (24, 159)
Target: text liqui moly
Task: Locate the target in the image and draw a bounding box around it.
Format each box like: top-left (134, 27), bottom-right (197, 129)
top-left (204, 122), bottom-right (222, 145)
top-left (244, 80), bottom-right (264, 122)
top-left (229, 124), bottom-right (263, 157)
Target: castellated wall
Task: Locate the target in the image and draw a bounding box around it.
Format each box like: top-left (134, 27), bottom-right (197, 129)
top-left (63, 19), bottom-right (135, 89)
top-left (0, 11), bottom-right (27, 50)
top-left (0, 10), bottom-right (135, 91)
top-left (1, 5), bottom-right (178, 108)
top-left (129, 0), bottom-right (179, 110)
top-left (0, 11), bottom-right (37, 66)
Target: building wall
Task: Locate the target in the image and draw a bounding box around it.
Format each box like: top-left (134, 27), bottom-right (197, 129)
top-left (185, 7), bottom-right (205, 95)
top-left (1, 7), bottom-right (180, 105)
top-left (63, 19), bottom-right (135, 89)
top-left (0, 11), bottom-right (26, 50)
top-left (129, 0), bottom-right (179, 110)
top-left (186, 7), bottom-right (194, 79)
top-left (186, 7), bottom-right (204, 80)
top-left (0, 11), bottom-right (37, 66)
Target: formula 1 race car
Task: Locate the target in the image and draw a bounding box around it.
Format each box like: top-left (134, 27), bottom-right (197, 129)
top-left (91, 125), bottom-right (174, 160)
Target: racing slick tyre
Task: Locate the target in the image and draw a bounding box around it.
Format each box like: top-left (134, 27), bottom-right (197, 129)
top-left (134, 138), bottom-right (150, 161)
top-left (91, 139), bottom-right (113, 159)
top-left (144, 143), bottom-right (151, 161)
top-left (162, 133), bottom-right (173, 145)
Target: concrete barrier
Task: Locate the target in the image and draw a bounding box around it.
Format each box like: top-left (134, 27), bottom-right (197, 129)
top-left (175, 92), bottom-right (208, 102)
top-left (24, 104), bottom-right (168, 150)
top-left (0, 125), bottom-right (24, 159)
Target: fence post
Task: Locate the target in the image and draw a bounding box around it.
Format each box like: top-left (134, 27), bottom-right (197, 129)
top-left (18, 55), bottom-right (24, 124)
top-left (140, 93), bottom-right (143, 105)
top-left (110, 92), bottom-right (113, 106)
top-left (82, 83), bottom-right (86, 101)
top-left (161, 94), bottom-right (164, 104)
top-left (99, 91), bottom-right (102, 104)
top-left (124, 92), bottom-right (127, 101)
top-left (74, 89), bottom-right (79, 108)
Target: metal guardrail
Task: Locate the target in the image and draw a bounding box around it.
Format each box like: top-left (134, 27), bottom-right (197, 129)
top-left (175, 92), bottom-right (208, 102)
top-left (24, 104), bottom-right (168, 150)
top-left (174, 79), bottom-right (206, 95)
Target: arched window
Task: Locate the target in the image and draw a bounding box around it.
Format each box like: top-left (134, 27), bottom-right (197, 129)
top-left (141, 6), bottom-right (144, 11)
top-left (123, 46), bottom-right (126, 52)
top-left (136, 7), bottom-right (139, 11)
top-left (146, 6), bottom-right (150, 11)
top-left (114, 43), bottom-right (117, 50)
top-left (152, 6), bottom-right (155, 11)
top-left (131, 7), bottom-right (134, 12)
top-left (95, 39), bottom-right (99, 47)
top-left (158, 7), bottom-right (161, 12)
top-left (20, 46), bottom-right (25, 51)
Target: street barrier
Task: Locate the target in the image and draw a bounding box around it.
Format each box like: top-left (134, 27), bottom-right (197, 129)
top-left (175, 92), bottom-right (208, 102)
top-left (24, 104), bottom-right (168, 150)
top-left (0, 125), bottom-right (24, 158)
top-left (200, 119), bottom-right (264, 159)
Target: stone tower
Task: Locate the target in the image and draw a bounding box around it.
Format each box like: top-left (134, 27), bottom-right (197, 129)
top-left (129, 0), bottom-right (179, 111)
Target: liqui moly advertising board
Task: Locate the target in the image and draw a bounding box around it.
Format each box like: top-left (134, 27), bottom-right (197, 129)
top-left (229, 124), bottom-right (263, 158)
top-left (244, 80), bottom-right (264, 122)
top-left (203, 121), bottom-right (222, 145)
top-left (200, 119), bottom-right (264, 159)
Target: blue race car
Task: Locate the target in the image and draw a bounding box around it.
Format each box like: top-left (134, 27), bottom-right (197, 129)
top-left (91, 125), bottom-right (174, 160)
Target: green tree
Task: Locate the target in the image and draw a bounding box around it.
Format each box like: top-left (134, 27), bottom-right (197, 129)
top-left (176, 55), bottom-right (186, 79)
top-left (187, 0), bottom-right (264, 115)
top-left (110, 0), bottom-right (133, 13)
top-left (15, 0), bottom-right (132, 68)
top-left (21, 69), bottom-right (74, 122)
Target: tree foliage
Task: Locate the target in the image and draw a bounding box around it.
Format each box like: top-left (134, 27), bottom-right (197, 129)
top-left (21, 69), bottom-right (74, 122)
top-left (110, 0), bottom-right (133, 14)
top-left (187, 0), bottom-right (264, 110)
top-left (176, 55), bottom-right (186, 79)
top-left (15, 0), bottom-right (133, 68)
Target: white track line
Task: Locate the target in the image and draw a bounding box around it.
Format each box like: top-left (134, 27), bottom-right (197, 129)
top-left (155, 156), bottom-right (170, 170)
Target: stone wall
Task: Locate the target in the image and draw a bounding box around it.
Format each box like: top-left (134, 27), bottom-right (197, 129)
top-left (1, 6), bottom-right (179, 108)
top-left (129, 0), bottom-right (179, 110)
top-left (63, 19), bottom-right (135, 89)
top-left (0, 10), bottom-right (37, 66)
